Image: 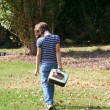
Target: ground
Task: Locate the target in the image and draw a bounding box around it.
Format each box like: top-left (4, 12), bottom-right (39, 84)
top-left (0, 45), bottom-right (110, 71)
top-left (0, 45), bottom-right (110, 110)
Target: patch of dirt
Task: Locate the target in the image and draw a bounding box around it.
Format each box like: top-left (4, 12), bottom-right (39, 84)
top-left (0, 51), bottom-right (110, 70)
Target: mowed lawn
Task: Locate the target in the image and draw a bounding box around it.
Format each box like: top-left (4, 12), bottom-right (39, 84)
top-left (0, 61), bottom-right (110, 110)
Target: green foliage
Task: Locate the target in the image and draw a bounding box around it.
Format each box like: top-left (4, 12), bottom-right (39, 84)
top-left (0, 0), bottom-right (65, 54)
top-left (0, 0), bottom-right (64, 40)
top-left (42, 0), bottom-right (65, 33)
top-left (61, 38), bottom-right (75, 46)
top-left (0, 1), bottom-right (12, 29)
top-left (1, 0), bottom-right (110, 49)
top-left (57, 0), bottom-right (110, 44)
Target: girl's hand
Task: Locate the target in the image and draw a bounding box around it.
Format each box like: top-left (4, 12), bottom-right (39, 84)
top-left (34, 69), bottom-right (39, 76)
top-left (58, 67), bottom-right (63, 71)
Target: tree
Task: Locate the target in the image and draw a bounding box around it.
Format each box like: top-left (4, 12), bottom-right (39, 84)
top-left (57, 0), bottom-right (110, 44)
top-left (0, 0), bottom-right (64, 55)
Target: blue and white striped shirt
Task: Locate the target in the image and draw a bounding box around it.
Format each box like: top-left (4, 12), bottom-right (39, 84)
top-left (36, 35), bottom-right (60, 64)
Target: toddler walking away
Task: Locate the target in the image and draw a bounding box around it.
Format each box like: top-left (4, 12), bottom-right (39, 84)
top-left (34, 22), bottom-right (62, 110)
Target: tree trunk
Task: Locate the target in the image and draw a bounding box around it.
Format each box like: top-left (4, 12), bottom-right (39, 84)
top-left (27, 40), bottom-right (37, 55)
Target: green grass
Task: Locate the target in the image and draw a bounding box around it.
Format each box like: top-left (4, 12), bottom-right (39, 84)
top-left (61, 45), bottom-right (110, 53)
top-left (0, 45), bottom-right (110, 55)
top-left (0, 61), bottom-right (110, 110)
top-left (0, 47), bottom-right (26, 54)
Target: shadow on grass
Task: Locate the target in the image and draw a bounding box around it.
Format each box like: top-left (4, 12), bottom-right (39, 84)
top-left (62, 50), bottom-right (110, 59)
top-left (61, 43), bottom-right (110, 48)
top-left (58, 105), bottom-right (110, 110)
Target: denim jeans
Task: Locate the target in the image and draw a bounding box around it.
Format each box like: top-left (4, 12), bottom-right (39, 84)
top-left (40, 63), bottom-right (58, 105)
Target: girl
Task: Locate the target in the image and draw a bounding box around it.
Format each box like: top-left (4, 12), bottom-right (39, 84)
top-left (34, 22), bottom-right (62, 110)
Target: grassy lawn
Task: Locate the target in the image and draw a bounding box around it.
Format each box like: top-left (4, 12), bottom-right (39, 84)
top-left (61, 45), bottom-right (110, 53)
top-left (0, 45), bottom-right (110, 54)
top-left (0, 61), bottom-right (110, 110)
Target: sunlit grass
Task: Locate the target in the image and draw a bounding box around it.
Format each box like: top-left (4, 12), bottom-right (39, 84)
top-left (0, 47), bottom-right (27, 54)
top-left (61, 45), bottom-right (110, 53)
top-left (1, 45), bottom-right (110, 55)
top-left (0, 61), bottom-right (110, 110)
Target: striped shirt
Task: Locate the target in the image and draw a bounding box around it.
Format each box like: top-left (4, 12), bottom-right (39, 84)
top-left (36, 34), bottom-right (60, 64)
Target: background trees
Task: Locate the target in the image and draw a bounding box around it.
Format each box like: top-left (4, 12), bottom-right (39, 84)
top-left (57, 0), bottom-right (110, 44)
top-left (0, 0), bottom-right (110, 54)
top-left (0, 0), bottom-right (64, 55)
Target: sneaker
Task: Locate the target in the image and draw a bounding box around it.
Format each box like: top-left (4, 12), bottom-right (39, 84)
top-left (46, 104), bottom-right (53, 110)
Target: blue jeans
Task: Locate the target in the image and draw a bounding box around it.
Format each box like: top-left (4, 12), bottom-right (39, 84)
top-left (40, 63), bottom-right (58, 105)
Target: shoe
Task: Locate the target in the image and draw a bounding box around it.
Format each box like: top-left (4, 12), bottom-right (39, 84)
top-left (46, 104), bottom-right (53, 110)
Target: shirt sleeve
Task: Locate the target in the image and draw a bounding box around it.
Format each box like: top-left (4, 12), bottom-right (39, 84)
top-left (56, 35), bottom-right (60, 44)
top-left (36, 38), bottom-right (42, 48)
